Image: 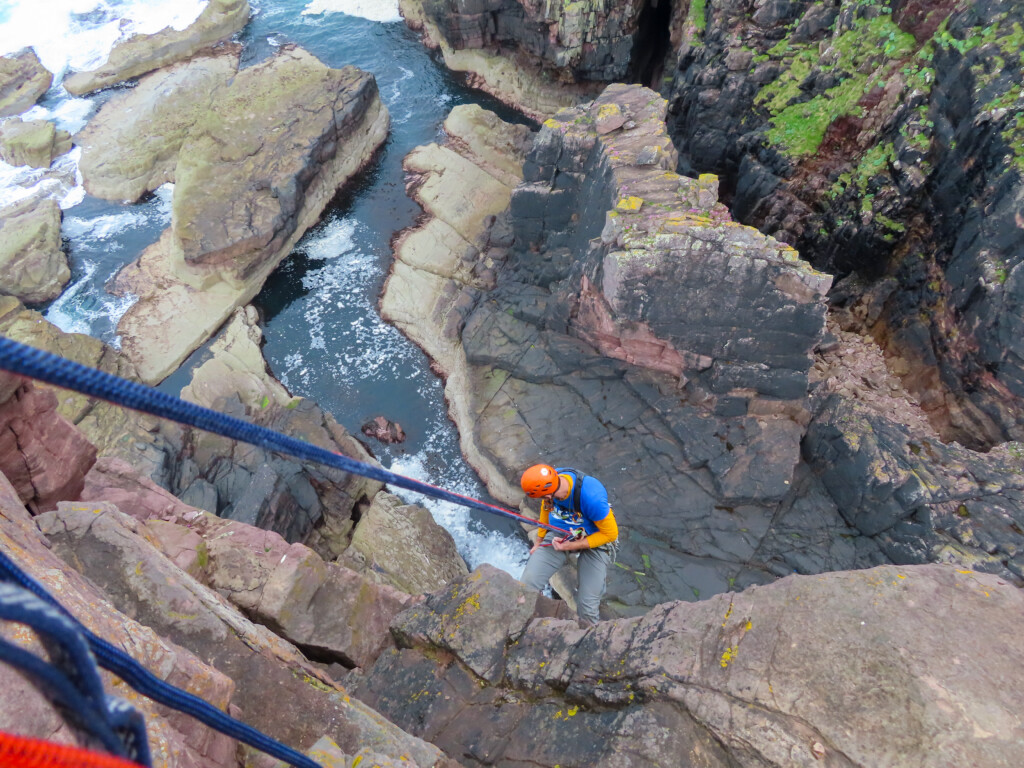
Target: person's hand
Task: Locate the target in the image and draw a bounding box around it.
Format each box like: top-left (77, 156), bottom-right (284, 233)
top-left (552, 537), bottom-right (577, 552)
top-left (529, 542), bottom-right (541, 555)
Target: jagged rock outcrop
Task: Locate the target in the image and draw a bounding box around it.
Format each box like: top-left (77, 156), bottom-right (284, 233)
top-left (399, 0), bottom-right (606, 119)
top-left (351, 563), bottom-right (1024, 768)
top-left (665, 0), bottom-right (1024, 449)
top-left (0, 197), bottom-right (70, 303)
top-left (0, 372), bottom-right (95, 512)
top-left (0, 48), bottom-right (52, 117)
top-left (0, 117), bottom-right (72, 168)
top-left (385, 85), bottom-right (847, 611)
top-left (62, 0), bottom-right (250, 96)
top-left (113, 46), bottom-right (390, 383)
top-left (77, 47), bottom-right (241, 202)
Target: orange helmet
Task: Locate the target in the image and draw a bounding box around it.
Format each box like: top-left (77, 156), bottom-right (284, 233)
top-left (521, 464), bottom-right (559, 497)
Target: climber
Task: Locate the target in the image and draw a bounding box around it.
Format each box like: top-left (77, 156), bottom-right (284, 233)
top-left (518, 464), bottom-right (619, 626)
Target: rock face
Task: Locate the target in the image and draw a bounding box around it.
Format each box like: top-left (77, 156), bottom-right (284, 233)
top-left (77, 47), bottom-right (241, 202)
top-left (399, 0), bottom-right (605, 119)
top-left (0, 48), bottom-right (52, 117)
top-left (0, 118), bottom-right (72, 168)
top-left (113, 46), bottom-right (390, 383)
top-left (664, 0), bottom-right (1024, 449)
top-left (62, 0), bottom-right (250, 96)
top-left (385, 86), bottom-right (844, 611)
top-left (351, 563), bottom-right (1024, 768)
top-left (0, 197), bottom-right (70, 303)
top-left (0, 374), bottom-right (96, 512)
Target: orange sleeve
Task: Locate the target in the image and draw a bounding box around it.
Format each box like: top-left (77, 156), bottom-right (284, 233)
top-left (586, 508), bottom-right (618, 548)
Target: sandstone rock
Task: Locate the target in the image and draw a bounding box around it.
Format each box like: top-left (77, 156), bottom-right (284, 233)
top-left (353, 563), bottom-right (1024, 767)
top-left (0, 48), bottom-right (52, 117)
top-left (0, 117), bottom-right (72, 168)
top-left (339, 492), bottom-right (469, 595)
top-left (114, 47), bottom-right (390, 384)
top-left (77, 47), bottom-right (240, 202)
top-left (383, 85), bottom-right (839, 612)
top-left (0, 197), bottom-right (69, 303)
top-left (0, 378), bottom-right (95, 512)
top-left (62, 0), bottom-right (250, 96)
top-left (34, 499), bottom-right (454, 767)
top-left (0, 298), bottom-right (182, 486)
top-left (0, 470), bottom-right (238, 767)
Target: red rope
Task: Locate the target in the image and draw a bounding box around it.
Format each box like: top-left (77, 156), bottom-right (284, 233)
top-left (0, 731), bottom-right (143, 768)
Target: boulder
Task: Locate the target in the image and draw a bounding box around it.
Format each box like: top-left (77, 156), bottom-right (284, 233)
top-left (352, 563), bottom-right (1024, 767)
top-left (62, 0), bottom-right (250, 96)
top-left (76, 46), bottom-right (240, 202)
top-left (0, 197), bottom-right (69, 303)
top-left (0, 48), bottom-right (52, 117)
top-left (0, 374), bottom-right (96, 513)
top-left (339, 492), bottom-right (469, 595)
top-left (0, 117), bottom-right (72, 168)
top-left (114, 47), bottom-right (390, 384)
top-left (361, 415), bottom-right (406, 443)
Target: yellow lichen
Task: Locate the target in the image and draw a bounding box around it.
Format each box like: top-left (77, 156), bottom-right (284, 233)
top-left (616, 196), bottom-right (644, 212)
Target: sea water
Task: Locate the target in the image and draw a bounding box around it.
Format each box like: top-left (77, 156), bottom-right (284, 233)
top-left (0, 0), bottom-right (532, 576)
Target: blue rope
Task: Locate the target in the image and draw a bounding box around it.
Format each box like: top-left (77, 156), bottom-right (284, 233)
top-left (0, 334), bottom-right (559, 768)
top-left (0, 336), bottom-right (563, 535)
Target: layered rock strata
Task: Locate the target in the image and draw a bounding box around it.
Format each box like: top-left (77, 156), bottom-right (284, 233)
top-left (111, 46), bottom-right (389, 383)
top-left (0, 48), bottom-right (52, 117)
top-left (399, 0), bottom-right (605, 119)
top-left (62, 0), bottom-right (250, 96)
top-left (352, 563), bottom-right (1024, 768)
top-left (666, 0), bottom-right (1024, 448)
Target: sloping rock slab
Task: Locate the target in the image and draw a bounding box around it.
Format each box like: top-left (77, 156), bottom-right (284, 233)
top-left (35, 500), bottom-right (457, 767)
top-left (0, 118), bottom-right (72, 168)
top-left (0, 470), bottom-right (237, 767)
top-left (62, 0), bottom-right (250, 96)
top-left (77, 46), bottom-right (240, 202)
top-left (352, 563), bottom-right (1024, 767)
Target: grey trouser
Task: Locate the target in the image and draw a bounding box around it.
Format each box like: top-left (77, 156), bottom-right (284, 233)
top-left (521, 543), bottom-right (616, 625)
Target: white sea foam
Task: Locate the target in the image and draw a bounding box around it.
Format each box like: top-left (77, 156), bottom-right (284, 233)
top-left (388, 452), bottom-right (529, 577)
top-left (300, 0), bottom-right (401, 23)
top-left (0, 146), bottom-right (83, 210)
top-left (0, 0), bottom-right (209, 81)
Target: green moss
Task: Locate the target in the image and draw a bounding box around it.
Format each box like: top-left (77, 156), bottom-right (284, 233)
top-left (687, 0), bottom-right (706, 32)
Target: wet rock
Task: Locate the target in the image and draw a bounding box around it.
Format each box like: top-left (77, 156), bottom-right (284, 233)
top-left (352, 563), bottom-right (1024, 767)
top-left (0, 118), bottom-right (72, 168)
top-left (361, 415), bottom-right (407, 444)
top-left (62, 0), bottom-right (250, 96)
top-left (0, 48), bottom-right (52, 117)
top-left (0, 197), bottom-right (69, 303)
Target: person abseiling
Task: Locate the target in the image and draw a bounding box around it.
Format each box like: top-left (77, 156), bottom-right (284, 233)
top-left (518, 464), bottom-right (619, 626)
